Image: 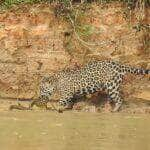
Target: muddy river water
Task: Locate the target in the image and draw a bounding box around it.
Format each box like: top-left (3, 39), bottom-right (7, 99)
top-left (0, 111), bottom-right (150, 150)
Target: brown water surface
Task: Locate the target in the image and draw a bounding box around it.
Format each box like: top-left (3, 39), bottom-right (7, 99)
top-left (0, 111), bottom-right (150, 150)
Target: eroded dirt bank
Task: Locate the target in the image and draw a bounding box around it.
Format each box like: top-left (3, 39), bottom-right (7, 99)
top-left (0, 2), bottom-right (149, 113)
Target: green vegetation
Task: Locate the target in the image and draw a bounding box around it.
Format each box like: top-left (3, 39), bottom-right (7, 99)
top-left (0, 0), bottom-right (149, 10)
top-left (77, 24), bottom-right (95, 37)
top-left (1, 0), bottom-right (41, 8)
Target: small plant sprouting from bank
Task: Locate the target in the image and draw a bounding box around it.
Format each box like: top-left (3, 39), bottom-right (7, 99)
top-left (54, 1), bottom-right (95, 50)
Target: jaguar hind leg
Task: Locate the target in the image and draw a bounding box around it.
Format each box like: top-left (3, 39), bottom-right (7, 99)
top-left (107, 80), bottom-right (123, 112)
top-left (107, 89), bottom-right (123, 112)
top-left (112, 96), bottom-right (123, 112)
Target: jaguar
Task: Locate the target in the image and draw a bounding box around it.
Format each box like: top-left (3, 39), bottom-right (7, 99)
top-left (30, 60), bottom-right (150, 112)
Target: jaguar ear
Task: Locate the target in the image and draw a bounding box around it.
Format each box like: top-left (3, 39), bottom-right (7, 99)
top-left (41, 76), bottom-right (49, 82)
top-left (49, 86), bottom-right (55, 92)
